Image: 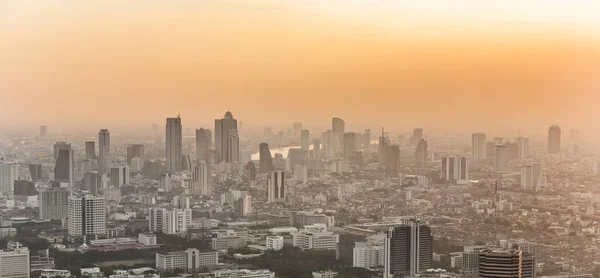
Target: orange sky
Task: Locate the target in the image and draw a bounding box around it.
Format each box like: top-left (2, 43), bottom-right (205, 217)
top-left (1, 1), bottom-right (599, 135)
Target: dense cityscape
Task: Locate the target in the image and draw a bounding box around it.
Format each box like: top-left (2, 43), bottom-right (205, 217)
top-left (0, 113), bottom-right (598, 278)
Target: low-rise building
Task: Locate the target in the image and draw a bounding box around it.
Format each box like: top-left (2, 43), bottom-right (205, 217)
top-left (266, 236), bottom-right (284, 251)
top-left (155, 248), bottom-right (218, 272)
top-left (212, 269), bottom-right (275, 278)
top-left (211, 236), bottom-right (246, 250)
top-left (292, 224), bottom-right (339, 251)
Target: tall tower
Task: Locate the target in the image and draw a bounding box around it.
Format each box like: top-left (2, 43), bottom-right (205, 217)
top-left (40, 125), bottom-right (47, 137)
top-left (343, 132), bottom-right (357, 160)
top-left (471, 133), bottom-right (487, 160)
top-left (98, 129), bottom-right (110, 174)
top-left (384, 219), bottom-right (433, 277)
top-left (166, 116), bottom-right (182, 173)
top-left (195, 128), bottom-right (210, 162)
top-left (301, 130), bottom-right (310, 151)
top-left (516, 137), bottom-right (530, 159)
top-left (378, 128), bottom-right (389, 168)
top-left (68, 191), bottom-right (107, 237)
top-left (441, 157), bottom-right (469, 181)
top-left (214, 112), bottom-right (238, 163)
top-left (226, 129), bottom-right (240, 163)
top-left (385, 145), bottom-right (401, 177)
top-left (0, 162), bottom-right (19, 194)
top-left (54, 149), bottom-right (74, 186)
top-left (259, 143), bottom-right (273, 173)
top-left (415, 139), bottom-right (428, 165)
top-left (191, 161), bottom-right (211, 196)
top-left (39, 187), bottom-right (69, 220)
top-left (548, 125), bottom-right (561, 154)
top-left (85, 141), bottom-right (96, 160)
top-left (127, 144), bottom-right (145, 165)
top-left (332, 117), bottom-right (345, 155)
top-left (267, 170), bottom-right (285, 203)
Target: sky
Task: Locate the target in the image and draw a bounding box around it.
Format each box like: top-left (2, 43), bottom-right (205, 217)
top-left (1, 0), bottom-right (599, 135)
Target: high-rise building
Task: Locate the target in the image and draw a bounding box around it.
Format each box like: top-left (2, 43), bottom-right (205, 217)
top-left (385, 145), bottom-right (400, 178)
top-left (287, 148), bottom-right (308, 170)
top-left (68, 191), bottom-right (107, 237)
top-left (548, 125), bottom-right (561, 154)
top-left (215, 111), bottom-right (238, 163)
top-left (495, 144), bottom-right (510, 173)
top-left (267, 170), bottom-right (285, 203)
top-left (516, 137), bottom-right (529, 159)
top-left (39, 125), bottom-right (47, 137)
top-left (471, 133), bottom-right (486, 160)
top-left (462, 245), bottom-right (487, 278)
top-left (181, 155), bottom-right (192, 171)
top-left (235, 196), bottom-right (252, 217)
top-left (53, 141), bottom-right (71, 160)
top-left (85, 141), bottom-right (96, 160)
top-left (0, 244), bottom-right (30, 278)
top-left (409, 128), bottom-right (423, 146)
top-left (226, 129), bottom-right (240, 163)
top-left (384, 219), bottom-right (433, 278)
top-left (0, 162), bottom-right (19, 194)
top-left (152, 123), bottom-right (158, 133)
top-left (364, 129), bottom-right (372, 147)
top-left (478, 249), bottom-right (535, 278)
top-left (54, 149), bottom-right (74, 186)
top-left (166, 116), bottom-right (183, 173)
top-left (259, 143), bottom-right (273, 173)
top-left (301, 130), bottom-right (310, 151)
top-left (322, 130), bottom-right (335, 158)
top-left (521, 164), bottom-right (542, 190)
top-left (293, 164), bottom-right (308, 184)
top-left (126, 144), bottom-right (144, 165)
top-left (243, 162), bottom-right (257, 181)
top-left (110, 166), bottom-right (129, 186)
top-left (191, 161), bottom-right (211, 196)
top-left (441, 157), bottom-right (469, 181)
top-left (195, 128), bottom-right (211, 162)
top-left (98, 129), bottom-right (110, 174)
top-left (353, 241), bottom-right (385, 270)
top-left (28, 164), bottom-right (43, 181)
top-left (415, 139), bottom-right (428, 165)
top-left (332, 117), bottom-right (345, 155)
top-left (148, 208), bottom-right (166, 232)
top-left (163, 208), bottom-right (192, 234)
top-left (38, 187), bottom-right (69, 220)
top-left (343, 132), bottom-right (357, 160)
top-left (379, 129), bottom-right (389, 168)
top-left (130, 157), bottom-right (144, 173)
top-left (83, 171), bottom-right (101, 195)
top-left (312, 139), bottom-right (321, 158)
top-left (293, 122), bottom-right (303, 140)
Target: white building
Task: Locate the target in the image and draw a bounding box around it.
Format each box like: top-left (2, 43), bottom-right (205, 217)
top-left (138, 233), bottom-right (157, 246)
top-left (521, 164), bottom-right (542, 190)
top-left (312, 271), bottom-right (338, 278)
top-left (353, 241), bottom-right (385, 269)
top-left (159, 173), bottom-right (171, 192)
top-left (68, 192), bottom-right (106, 237)
top-left (0, 162), bottom-right (19, 194)
top-left (163, 209), bottom-right (192, 234)
top-left (0, 245), bottom-right (30, 278)
top-left (212, 269), bottom-right (275, 278)
top-left (266, 236), bottom-right (284, 251)
top-left (191, 161), bottom-right (211, 196)
top-left (155, 248), bottom-right (218, 272)
top-left (292, 224), bottom-right (339, 251)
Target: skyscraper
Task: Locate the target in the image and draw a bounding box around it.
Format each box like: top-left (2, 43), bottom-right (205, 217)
top-left (38, 187), bottom-right (69, 220)
top-left (39, 125), bottom-right (47, 137)
top-left (415, 139), bottom-right (428, 165)
top-left (516, 137), bottom-right (530, 159)
top-left (28, 164), bottom-right (43, 181)
top-left (166, 116), bottom-right (183, 173)
top-left (441, 157), bottom-right (469, 181)
top-left (384, 219), bottom-right (433, 277)
top-left (495, 144), bottom-right (510, 173)
top-left (267, 170), bottom-right (285, 203)
top-left (126, 144), bottom-right (145, 165)
top-left (385, 145), bottom-right (400, 178)
top-left (521, 164), bottom-right (542, 190)
top-left (293, 122), bottom-right (303, 140)
top-left (409, 128), bottom-right (423, 146)
top-left (471, 133), bottom-right (487, 160)
top-left (226, 129), bottom-right (240, 163)
top-left (110, 166), bottom-right (130, 186)
top-left (83, 171), bottom-right (102, 195)
top-left (378, 128), bottom-right (389, 168)
top-left (0, 243), bottom-right (30, 278)
top-left (343, 132), bottom-right (357, 160)
top-left (68, 191), bottom-right (107, 237)
top-left (214, 111), bottom-right (238, 163)
top-left (195, 128), bottom-right (211, 162)
top-left (98, 129), bottom-right (110, 174)
top-left (0, 162), bottom-right (19, 194)
top-left (259, 143), bottom-right (273, 173)
top-left (235, 196), bottom-right (252, 217)
top-left (53, 141), bottom-right (71, 160)
top-left (85, 141), bottom-right (96, 160)
top-left (312, 139), bottom-right (321, 158)
top-left (301, 130), bottom-right (310, 151)
top-left (478, 249), bottom-right (535, 278)
top-left (332, 117), bottom-right (345, 155)
top-left (548, 125), bottom-right (561, 154)
top-left (54, 149), bottom-right (74, 186)
top-left (191, 161), bottom-right (211, 196)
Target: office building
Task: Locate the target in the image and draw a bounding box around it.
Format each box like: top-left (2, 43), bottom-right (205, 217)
top-left (39, 125), bottom-right (47, 137)
top-left (163, 208), bottom-right (192, 234)
top-left (235, 196), bottom-right (252, 217)
top-left (28, 164), bottom-right (42, 181)
top-left (38, 187), bottom-right (69, 220)
top-left (462, 246), bottom-right (487, 278)
top-left (159, 173), bottom-right (171, 192)
top-left (53, 141), bottom-right (71, 160)
top-left (195, 128), bottom-right (211, 162)
top-left (409, 128), bottom-right (423, 146)
top-left (521, 164), bottom-right (542, 190)
top-left (267, 170), bottom-right (285, 203)
top-left (516, 137), bottom-right (529, 159)
top-left (379, 129), bottom-right (389, 168)
top-left (287, 148), bottom-right (308, 170)
top-left (266, 236), bottom-right (284, 251)
top-left (126, 144), bottom-right (144, 165)
top-left (385, 145), bottom-right (400, 178)
top-left (181, 155), bottom-right (192, 171)
top-left (98, 129), bottom-right (110, 174)
top-left (353, 241), bottom-right (385, 270)
top-left (110, 166), bottom-right (130, 186)
top-left (0, 244), bottom-right (30, 278)
top-left (83, 171), bottom-right (102, 195)
top-left (343, 132), bottom-right (356, 160)
top-left (130, 157), bottom-right (144, 173)
top-left (332, 117), bottom-right (345, 155)
top-left (54, 149), bottom-right (74, 186)
top-left (301, 130), bottom-right (310, 151)
top-left (472, 133), bottom-right (487, 160)
top-left (148, 208), bottom-right (165, 233)
top-left (259, 143), bottom-right (273, 173)
top-left (155, 249), bottom-right (218, 272)
top-left (441, 156), bottom-right (469, 181)
top-left (548, 125), bottom-right (561, 154)
top-left (212, 235), bottom-right (246, 250)
top-left (243, 161), bottom-right (257, 180)
top-left (226, 129), bottom-right (240, 163)
top-left (191, 161), bottom-right (211, 196)
top-left (495, 144), bottom-right (510, 173)
top-left (313, 139), bottom-right (321, 158)
top-left (213, 269), bottom-right (275, 278)
top-left (215, 111), bottom-right (238, 163)
top-left (415, 139), bottom-right (428, 165)
top-left (166, 116), bottom-right (183, 173)
top-left (0, 162), bottom-right (19, 194)
top-left (68, 192), bottom-right (107, 237)
top-left (292, 224), bottom-right (339, 251)
top-left (383, 219), bottom-right (433, 278)
top-left (478, 249), bottom-right (535, 278)
top-left (293, 164), bottom-right (308, 184)
top-left (85, 141), bottom-right (96, 160)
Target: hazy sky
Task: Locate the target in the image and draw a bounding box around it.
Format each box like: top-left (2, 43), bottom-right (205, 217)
top-left (1, 0), bottom-right (599, 134)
